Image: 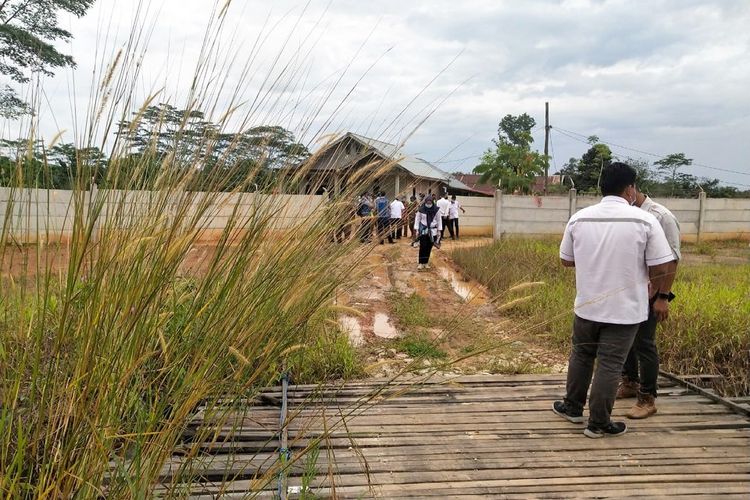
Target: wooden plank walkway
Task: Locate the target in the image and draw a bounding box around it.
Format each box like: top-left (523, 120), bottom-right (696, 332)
top-left (159, 374), bottom-right (750, 498)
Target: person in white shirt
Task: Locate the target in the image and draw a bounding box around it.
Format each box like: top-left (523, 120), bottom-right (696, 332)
top-left (389, 196), bottom-right (405, 240)
top-left (617, 189), bottom-right (681, 420)
top-left (552, 162), bottom-right (674, 439)
top-left (436, 193), bottom-right (451, 239)
top-left (413, 195), bottom-right (442, 270)
top-left (447, 195), bottom-right (466, 239)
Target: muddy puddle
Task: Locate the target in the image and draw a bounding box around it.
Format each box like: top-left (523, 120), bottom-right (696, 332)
top-left (372, 312), bottom-right (399, 339)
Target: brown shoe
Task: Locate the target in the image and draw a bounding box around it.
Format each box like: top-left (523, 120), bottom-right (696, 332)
top-left (616, 377), bottom-right (639, 399)
top-left (626, 392), bottom-right (657, 419)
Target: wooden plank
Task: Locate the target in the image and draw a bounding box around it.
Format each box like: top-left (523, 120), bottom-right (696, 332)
top-left (191, 407), bottom-right (742, 432)
top-left (174, 472), bottom-right (750, 495)
top-left (189, 420), bottom-right (750, 442)
top-left (187, 431), bottom-right (750, 456)
top-left (161, 447), bottom-right (750, 479)
top-left (161, 454), bottom-right (750, 481)
top-left (191, 395), bottom-right (723, 423)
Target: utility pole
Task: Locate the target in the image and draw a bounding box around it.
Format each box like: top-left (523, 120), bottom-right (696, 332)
top-left (544, 101), bottom-right (550, 195)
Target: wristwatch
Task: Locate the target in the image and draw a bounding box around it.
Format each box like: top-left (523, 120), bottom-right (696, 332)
top-left (655, 291), bottom-right (676, 302)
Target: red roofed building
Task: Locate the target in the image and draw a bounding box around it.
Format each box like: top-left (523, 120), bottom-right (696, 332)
top-left (452, 174), bottom-right (497, 196)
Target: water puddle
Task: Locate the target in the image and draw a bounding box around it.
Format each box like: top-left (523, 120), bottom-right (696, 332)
top-left (373, 312), bottom-right (400, 339)
top-left (438, 266), bottom-right (474, 302)
top-left (339, 316), bottom-right (364, 347)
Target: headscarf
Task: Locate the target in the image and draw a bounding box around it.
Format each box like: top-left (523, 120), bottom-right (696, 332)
top-left (419, 195), bottom-right (440, 227)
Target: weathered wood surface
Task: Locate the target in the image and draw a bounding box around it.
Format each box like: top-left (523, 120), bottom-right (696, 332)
top-left (158, 374), bottom-right (750, 498)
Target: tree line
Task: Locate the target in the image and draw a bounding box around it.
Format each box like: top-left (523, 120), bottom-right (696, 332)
top-left (0, 103), bottom-right (310, 191)
top-left (473, 113), bottom-right (749, 198)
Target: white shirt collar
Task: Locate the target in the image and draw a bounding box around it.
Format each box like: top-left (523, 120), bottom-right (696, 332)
top-left (602, 195), bottom-right (630, 205)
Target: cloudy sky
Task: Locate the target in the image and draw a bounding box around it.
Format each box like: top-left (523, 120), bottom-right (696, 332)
top-left (11, 0), bottom-right (750, 187)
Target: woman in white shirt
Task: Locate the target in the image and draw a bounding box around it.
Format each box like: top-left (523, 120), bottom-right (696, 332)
top-left (413, 195), bottom-right (442, 270)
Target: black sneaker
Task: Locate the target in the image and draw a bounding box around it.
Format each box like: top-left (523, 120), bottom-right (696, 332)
top-left (583, 421), bottom-right (627, 439)
top-left (552, 400), bottom-right (584, 423)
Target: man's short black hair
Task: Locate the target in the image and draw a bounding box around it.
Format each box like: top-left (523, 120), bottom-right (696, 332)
top-left (600, 162), bottom-right (637, 196)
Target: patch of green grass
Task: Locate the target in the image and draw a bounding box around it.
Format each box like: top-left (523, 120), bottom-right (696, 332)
top-left (289, 319), bottom-right (363, 384)
top-left (689, 240), bottom-right (718, 256)
top-left (451, 238), bottom-right (574, 348)
top-left (451, 238), bottom-right (750, 396)
top-left (390, 292), bottom-right (432, 328)
top-left (659, 264), bottom-right (750, 395)
top-left (397, 334), bottom-right (447, 360)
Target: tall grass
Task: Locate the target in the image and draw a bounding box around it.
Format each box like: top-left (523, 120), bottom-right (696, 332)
top-left (0, 1), bottom-right (415, 496)
top-left (452, 238), bottom-right (750, 396)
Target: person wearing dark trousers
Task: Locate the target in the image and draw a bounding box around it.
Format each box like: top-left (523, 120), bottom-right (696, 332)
top-left (413, 195), bottom-right (442, 270)
top-left (356, 193), bottom-right (373, 243)
top-left (389, 196), bottom-right (405, 241)
top-left (436, 193), bottom-right (451, 239)
top-left (374, 192), bottom-right (393, 244)
top-left (553, 162), bottom-right (674, 439)
top-left (617, 189), bottom-right (681, 419)
top-left (406, 195), bottom-right (418, 239)
top-left (448, 195), bottom-right (465, 239)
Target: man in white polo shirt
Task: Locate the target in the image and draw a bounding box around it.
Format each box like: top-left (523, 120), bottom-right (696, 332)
top-left (436, 193), bottom-right (452, 239)
top-left (553, 162), bottom-right (674, 438)
top-left (617, 188), bottom-right (681, 420)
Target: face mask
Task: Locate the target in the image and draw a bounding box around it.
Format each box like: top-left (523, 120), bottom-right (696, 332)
top-left (425, 203), bottom-right (433, 208)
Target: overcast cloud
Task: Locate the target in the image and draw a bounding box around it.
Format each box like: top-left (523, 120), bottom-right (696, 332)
top-left (7, 0), bottom-right (750, 186)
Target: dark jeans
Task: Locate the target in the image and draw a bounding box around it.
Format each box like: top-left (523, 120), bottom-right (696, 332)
top-left (448, 218), bottom-right (459, 239)
top-left (377, 218), bottom-right (392, 244)
top-left (440, 216), bottom-right (451, 238)
top-left (418, 234), bottom-right (433, 264)
top-left (622, 306), bottom-right (659, 396)
top-left (564, 315), bottom-right (638, 427)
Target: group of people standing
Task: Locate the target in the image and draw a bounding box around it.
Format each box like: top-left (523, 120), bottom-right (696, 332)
top-left (554, 162), bottom-right (681, 438)
top-left (355, 191), bottom-right (465, 269)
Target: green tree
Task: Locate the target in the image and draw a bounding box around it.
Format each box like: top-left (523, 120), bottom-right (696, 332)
top-left (558, 142), bottom-right (612, 193)
top-left (116, 104), bottom-right (309, 191)
top-left (473, 113), bottom-right (547, 194)
top-left (0, 138), bottom-right (107, 188)
top-left (654, 153), bottom-right (693, 197)
top-left (0, 1), bottom-right (95, 116)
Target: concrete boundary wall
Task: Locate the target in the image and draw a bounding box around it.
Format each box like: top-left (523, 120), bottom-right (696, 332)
top-left (2, 188), bottom-right (746, 242)
top-left (455, 195), bottom-right (494, 236)
top-left (0, 187), bottom-right (325, 243)
top-left (493, 190), bottom-right (750, 242)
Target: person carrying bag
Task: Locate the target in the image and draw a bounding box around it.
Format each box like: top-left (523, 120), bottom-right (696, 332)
top-left (413, 195), bottom-right (442, 270)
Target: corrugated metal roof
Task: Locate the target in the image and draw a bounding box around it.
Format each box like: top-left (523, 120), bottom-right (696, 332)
top-left (348, 133), bottom-right (402, 160)
top-left (447, 176), bottom-right (475, 192)
top-left (341, 133), bottom-right (490, 195)
top-left (348, 133), bottom-right (450, 182)
top-left (399, 157), bottom-right (452, 181)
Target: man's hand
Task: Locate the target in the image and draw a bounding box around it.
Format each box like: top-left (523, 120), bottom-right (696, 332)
top-left (653, 298), bottom-right (669, 322)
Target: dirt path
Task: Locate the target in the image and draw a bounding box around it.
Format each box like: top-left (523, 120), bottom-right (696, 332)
top-left (338, 236), bottom-right (567, 378)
